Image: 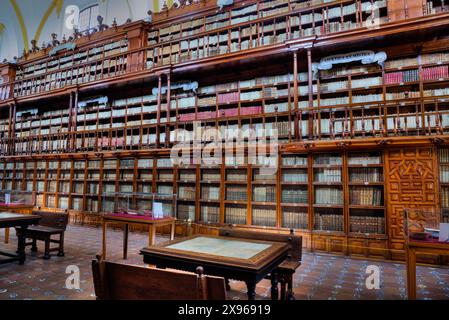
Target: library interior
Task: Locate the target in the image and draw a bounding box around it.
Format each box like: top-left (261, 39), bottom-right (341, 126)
top-left (0, 0), bottom-right (448, 302)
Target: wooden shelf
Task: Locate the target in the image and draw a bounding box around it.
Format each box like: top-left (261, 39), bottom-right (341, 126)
top-left (2, 0), bottom-right (449, 262)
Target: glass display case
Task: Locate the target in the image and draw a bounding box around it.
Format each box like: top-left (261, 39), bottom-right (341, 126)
top-left (101, 192), bottom-right (177, 219)
top-left (404, 208), bottom-right (449, 243)
top-left (0, 190), bottom-right (35, 207)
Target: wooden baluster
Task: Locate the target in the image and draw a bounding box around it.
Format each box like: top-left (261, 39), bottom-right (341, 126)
top-left (344, 108), bottom-right (349, 138)
top-left (415, 102), bottom-right (421, 136)
top-left (361, 107), bottom-right (366, 137)
top-left (340, 3), bottom-right (344, 31)
top-left (312, 9), bottom-right (316, 35)
top-left (435, 100), bottom-right (443, 134)
top-left (324, 6), bottom-right (328, 35)
top-left (330, 109), bottom-right (335, 139)
top-left (394, 105), bottom-right (399, 136)
top-left (349, 108), bottom-right (355, 139)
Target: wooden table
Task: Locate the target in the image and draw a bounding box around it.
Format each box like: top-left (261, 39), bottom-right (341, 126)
top-left (0, 204), bottom-right (34, 244)
top-left (405, 238), bottom-right (449, 299)
top-left (141, 235), bottom-right (290, 300)
top-left (102, 214), bottom-right (176, 260)
top-left (0, 212), bottom-right (41, 265)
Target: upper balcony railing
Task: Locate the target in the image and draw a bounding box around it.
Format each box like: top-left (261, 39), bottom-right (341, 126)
top-left (2, 95), bottom-right (447, 157)
top-left (0, 0), bottom-right (447, 103)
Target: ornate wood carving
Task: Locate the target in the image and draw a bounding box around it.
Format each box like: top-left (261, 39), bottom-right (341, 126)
top-left (386, 148), bottom-right (439, 244)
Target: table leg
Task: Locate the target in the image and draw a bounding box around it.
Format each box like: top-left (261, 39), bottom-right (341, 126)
top-left (170, 221), bottom-right (175, 241)
top-left (148, 224), bottom-right (156, 247)
top-left (271, 272), bottom-right (279, 301)
top-left (123, 224), bottom-right (129, 260)
top-left (245, 281), bottom-right (256, 300)
top-left (225, 278), bottom-right (231, 291)
top-left (406, 246), bottom-right (417, 300)
top-left (17, 227), bottom-right (27, 265)
top-left (4, 228), bottom-right (9, 244)
top-left (280, 281), bottom-right (287, 300)
top-left (102, 221), bottom-right (107, 260)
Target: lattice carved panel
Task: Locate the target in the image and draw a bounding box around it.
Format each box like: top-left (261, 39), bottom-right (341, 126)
top-left (386, 148), bottom-right (438, 241)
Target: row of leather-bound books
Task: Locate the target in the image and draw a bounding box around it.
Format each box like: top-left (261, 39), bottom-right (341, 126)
top-left (349, 168), bottom-right (383, 183)
top-left (252, 207), bottom-right (277, 227)
top-left (283, 210), bottom-right (308, 230)
top-left (282, 188), bottom-right (308, 204)
top-left (350, 216), bottom-right (385, 234)
top-left (252, 186), bottom-right (276, 203)
top-left (178, 186), bottom-right (196, 200)
top-left (177, 204), bottom-right (196, 221)
top-left (225, 205), bottom-right (247, 225)
top-left (201, 205), bottom-right (220, 223)
top-left (349, 187), bottom-right (383, 206)
top-left (314, 212), bottom-right (344, 232)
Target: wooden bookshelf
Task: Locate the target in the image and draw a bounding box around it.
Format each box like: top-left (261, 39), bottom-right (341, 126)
top-left (1, 0), bottom-right (449, 263)
top-left (439, 148), bottom-right (449, 223)
top-left (347, 152), bottom-right (386, 236)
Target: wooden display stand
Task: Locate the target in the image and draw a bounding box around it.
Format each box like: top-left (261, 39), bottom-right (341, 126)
top-left (101, 214), bottom-right (176, 260)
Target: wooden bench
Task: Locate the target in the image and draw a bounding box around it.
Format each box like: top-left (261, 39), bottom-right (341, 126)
top-left (17, 211), bottom-right (69, 260)
top-left (92, 256), bottom-right (227, 300)
top-left (219, 228), bottom-right (302, 300)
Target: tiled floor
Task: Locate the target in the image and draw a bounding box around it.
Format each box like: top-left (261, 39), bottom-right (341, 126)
top-left (0, 224), bottom-right (448, 300)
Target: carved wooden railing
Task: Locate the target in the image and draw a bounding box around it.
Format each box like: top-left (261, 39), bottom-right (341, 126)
top-left (1, 0), bottom-right (447, 102)
top-left (6, 96), bottom-right (449, 156)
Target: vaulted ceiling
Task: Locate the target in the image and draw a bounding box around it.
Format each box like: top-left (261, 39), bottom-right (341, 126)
top-left (0, 0), bottom-right (173, 61)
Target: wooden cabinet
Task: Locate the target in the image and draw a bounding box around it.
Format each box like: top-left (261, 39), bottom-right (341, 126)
top-left (388, 0), bottom-right (424, 21)
top-left (0, 63), bottom-right (15, 101)
top-left (0, 0), bottom-right (448, 264)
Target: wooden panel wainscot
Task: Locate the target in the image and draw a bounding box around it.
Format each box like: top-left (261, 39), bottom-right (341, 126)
top-left (386, 148), bottom-right (440, 262)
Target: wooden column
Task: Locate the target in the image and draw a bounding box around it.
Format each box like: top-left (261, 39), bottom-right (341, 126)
top-left (156, 75), bottom-right (162, 148)
top-left (9, 103), bottom-right (17, 156)
top-left (307, 48), bottom-right (314, 140)
top-left (67, 92), bottom-right (73, 151)
top-left (165, 72), bottom-right (171, 147)
top-left (124, 22), bottom-right (148, 72)
top-left (293, 51), bottom-right (300, 141)
top-left (71, 91), bottom-right (79, 152)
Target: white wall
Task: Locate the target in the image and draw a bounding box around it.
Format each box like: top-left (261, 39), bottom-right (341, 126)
top-left (0, 0), bottom-right (165, 61)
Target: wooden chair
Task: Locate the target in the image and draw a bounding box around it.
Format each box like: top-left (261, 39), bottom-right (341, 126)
top-left (219, 227), bottom-right (302, 300)
top-left (92, 256), bottom-right (227, 300)
top-left (18, 210), bottom-right (69, 259)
